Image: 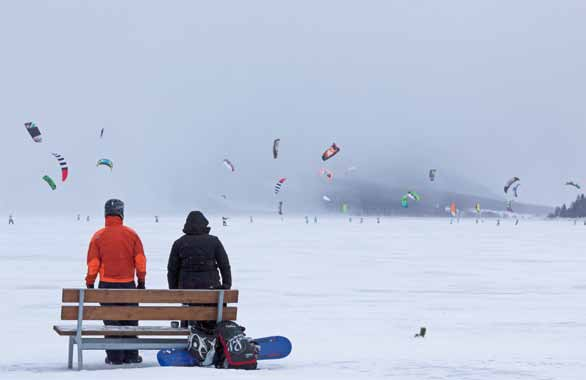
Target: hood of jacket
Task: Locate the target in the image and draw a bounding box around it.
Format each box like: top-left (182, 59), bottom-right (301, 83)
top-left (183, 211), bottom-right (211, 235)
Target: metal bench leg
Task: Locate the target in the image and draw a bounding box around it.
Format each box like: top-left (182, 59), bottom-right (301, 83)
top-left (217, 290), bottom-right (225, 322)
top-left (76, 289), bottom-right (85, 370)
top-left (77, 342), bottom-right (83, 371)
top-left (68, 336), bottom-right (74, 369)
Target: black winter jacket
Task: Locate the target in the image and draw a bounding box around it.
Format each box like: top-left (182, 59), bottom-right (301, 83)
top-left (167, 211), bottom-right (232, 290)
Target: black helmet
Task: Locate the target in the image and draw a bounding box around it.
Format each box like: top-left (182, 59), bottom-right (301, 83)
top-left (105, 199), bottom-right (124, 219)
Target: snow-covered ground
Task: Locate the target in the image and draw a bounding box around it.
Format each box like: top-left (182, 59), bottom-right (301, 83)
top-left (0, 216), bottom-right (585, 380)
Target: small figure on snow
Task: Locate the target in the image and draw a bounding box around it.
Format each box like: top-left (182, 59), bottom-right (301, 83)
top-left (8, 214), bottom-right (14, 225)
top-left (414, 327), bottom-right (427, 338)
top-left (86, 216), bottom-right (90, 222)
top-left (360, 217), bottom-right (364, 224)
top-left (155, 215), bottom-right (159, 223)
top-left (222, 217), bottom-right (228, 227)
top-left (314, 216), bottom-right (318, 224)
top-left (376, 217), bottom-right (380, 224)
top-left (305, 216), bottom-right (309, 224)
top-left (76, 214), bottom-right (81, 221)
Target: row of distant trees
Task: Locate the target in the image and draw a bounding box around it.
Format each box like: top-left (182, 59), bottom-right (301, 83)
top-left (549, 194), bottom-right (586, 218)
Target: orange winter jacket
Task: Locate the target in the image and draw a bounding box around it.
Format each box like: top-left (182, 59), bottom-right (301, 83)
top-left (85, 216), bottom-right (147, 286)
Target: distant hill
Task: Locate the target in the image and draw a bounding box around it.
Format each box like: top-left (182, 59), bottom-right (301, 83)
top-left (320, 178), bottom-right (552, 217)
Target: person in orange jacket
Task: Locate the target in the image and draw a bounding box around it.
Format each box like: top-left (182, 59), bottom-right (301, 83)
top-left (85, 199), bottom-right (147, 365)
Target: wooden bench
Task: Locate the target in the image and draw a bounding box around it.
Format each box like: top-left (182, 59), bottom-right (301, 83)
top-left (53, 288), bottom-right (238, 370)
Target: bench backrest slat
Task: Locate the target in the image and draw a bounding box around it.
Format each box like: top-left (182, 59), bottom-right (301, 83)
top-left (61, 306), bottom-right (238, 321)
top-left (62, 289), bottom-right (238, 304)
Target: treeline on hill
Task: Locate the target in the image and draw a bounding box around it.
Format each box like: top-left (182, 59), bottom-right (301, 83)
top-left (550, 194), bottom-right (586, 218)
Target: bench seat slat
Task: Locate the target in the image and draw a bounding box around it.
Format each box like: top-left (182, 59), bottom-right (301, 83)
top-left (61, 306), bottom-right (237, 321)
top-left (53, 325), bottom-right (191, 336)
top-left (81, 338), bottom-right (188, 351)
top-left (62, 289), bottom-right (238, 304)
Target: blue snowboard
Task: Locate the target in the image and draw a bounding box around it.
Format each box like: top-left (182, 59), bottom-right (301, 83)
top-left (255, 336), bottom-right (292, 360)
top-left (157, 336), bottom-right (292, 366)
top-left (157, 348), bottom-right (198, 367)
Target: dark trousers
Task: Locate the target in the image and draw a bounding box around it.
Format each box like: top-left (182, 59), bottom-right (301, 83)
top-left (99, 281), bottom-right (139, 363)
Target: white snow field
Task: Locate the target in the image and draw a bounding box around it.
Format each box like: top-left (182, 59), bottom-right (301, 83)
top-left (0, 216), bottom-right (585, 380)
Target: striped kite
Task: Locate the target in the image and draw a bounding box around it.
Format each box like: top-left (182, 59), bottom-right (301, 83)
top-left (274, 178), bottom-right (287, 195)
top-left (52, 153), bottom-right (69, 182)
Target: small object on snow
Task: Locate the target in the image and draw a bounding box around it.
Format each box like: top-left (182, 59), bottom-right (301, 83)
top-left (414, 327), bottom-right (427, 338)
top-left (222, 217), bottom-right (228, 227)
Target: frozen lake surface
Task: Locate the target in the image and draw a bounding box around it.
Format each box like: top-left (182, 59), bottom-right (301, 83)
top-left (0, 216), bottom-right (585, 379)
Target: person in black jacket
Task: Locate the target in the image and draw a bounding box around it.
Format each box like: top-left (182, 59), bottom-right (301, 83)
top-left (167, 211), bottom-right (232, 291)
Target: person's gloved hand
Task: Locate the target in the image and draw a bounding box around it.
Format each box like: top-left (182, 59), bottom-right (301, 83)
top-left (137, 281), bottom-right (146, 289)
top-left (86, 283), bottom-right (94, 289)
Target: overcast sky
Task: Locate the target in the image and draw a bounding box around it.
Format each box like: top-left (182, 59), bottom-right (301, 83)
top-left (1, 1), bottom-right (585, 215)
